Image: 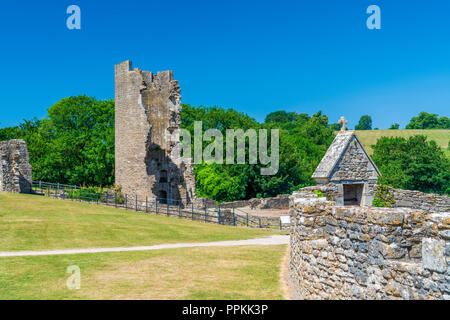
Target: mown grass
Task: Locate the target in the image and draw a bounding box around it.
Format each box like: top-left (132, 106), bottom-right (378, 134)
top-left (0, 245), bottom-right (286, 300)
top-left (0, 193), bottom-right (281, 252)
top-left (354, 129), bottom-right (450, 157)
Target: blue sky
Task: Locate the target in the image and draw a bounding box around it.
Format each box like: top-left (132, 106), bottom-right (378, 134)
top-left (0, 0), bottom-right (449, 129)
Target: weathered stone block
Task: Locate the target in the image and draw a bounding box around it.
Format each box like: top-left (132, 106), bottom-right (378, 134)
top-left (422, 238), bottom-right (447, 273)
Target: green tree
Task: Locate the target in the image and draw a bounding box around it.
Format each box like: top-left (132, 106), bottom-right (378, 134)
top-left (265, 111), bottom-right (297, 124)
top-left (406, 112), bottom-right (450, 129)
top-left (1, 96), bottom-right (115, 186)
top-left (389, 123), bottom-right (400, 130)
top-left (328, 123), bottom-right (340, 131)
top-left (0, 125), bottom-right (22, 140)
top-left (41, 96), bottom-right (115, 186)
top-left (355, 115), bottom-right (372, 130)
top-left (194, 164), bottom-right (245, 202)
top-left (372, 135), bottom-right (450, 195)
top-left (181, 105), bottom-right (334, 201)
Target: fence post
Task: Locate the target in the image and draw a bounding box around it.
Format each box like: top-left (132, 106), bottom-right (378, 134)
top-left (205, 207), bottom-right (207, 223)
top-left (246, 213), bottom-right (249, 227)
top-left (96, 191), bottom-right (99, 204)
top-left (191, 202), bottom-right (194, 220)
top-left (218, 206), bottom-right (221, 224)
top-left (280, 218), bottom-right (282, 230)
top-left (105, 192), bottom-right (108, 205)
top-left (56, 183), bottom-right (59, 198)
top-left (166, 201), bottom-right (169, 216)
top-left (179, 202), bottom-right (181, 217)
top-left (233, 208), bottom-right (236, 226)
top-left (125, 194), bottom-right (127, 210)
top-left (259, 217), bottom-right (261, 228)
top-left (136, 194), bottom-right (138, 211)
top-left (146, 196), bottom-right (148, 213)
top-left (39, 180), bottom-right (42, 190)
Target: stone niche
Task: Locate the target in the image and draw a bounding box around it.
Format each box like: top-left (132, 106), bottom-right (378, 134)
top-left (312, 129), bottom-right (380, 206)
top-left (115, 60), bottom-right (196, 205)
top-left (0, 139), bottom-right (32, 193)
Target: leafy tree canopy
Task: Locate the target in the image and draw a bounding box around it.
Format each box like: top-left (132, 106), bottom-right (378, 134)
top-left (355, 115), bottom-right (372, 130)
top-left (372, 135), bottom-right (450, 195)
top-left (406, 112), bottom-right (450, 129)
top-left (389, 123), bottom-right (400, 130)
top-left (0, 96), bottom-right (115, 186)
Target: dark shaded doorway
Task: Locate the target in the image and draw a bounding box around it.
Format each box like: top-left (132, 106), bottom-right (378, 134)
top-left (157, 190), bottom-right (167, 204)
top-left (159, 170), bottom-right (168, 183)
top-left (343, 184), bottom-right (363, 206)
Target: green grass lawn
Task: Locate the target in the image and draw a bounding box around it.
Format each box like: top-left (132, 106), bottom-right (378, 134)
top-left (355, 129), bottom-right (450, 157)
top-left (0, 193), bottom-right (281, 252)
top-left (0, 245), bottom-right (287, 300)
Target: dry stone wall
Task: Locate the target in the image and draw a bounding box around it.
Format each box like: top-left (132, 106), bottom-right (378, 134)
top-left (289, 190), bottom-right (450, 300)
top-left (0, 139), bottom-right (32, 193)
top-left (381, 186), bottom-right (450, 213)
top-left (219, 194), bottom-right (290, 210)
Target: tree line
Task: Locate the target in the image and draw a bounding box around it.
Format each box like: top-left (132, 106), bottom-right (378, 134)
top-left (351, 112), bottom-right (450, 130)
top-left (0, 96), bottom-right (449, 199)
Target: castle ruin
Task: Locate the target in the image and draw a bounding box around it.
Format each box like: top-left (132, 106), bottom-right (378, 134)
top-left (115, 60), bottom-right (195, 205)
top-left (0, 139), bottom-right (32, 193)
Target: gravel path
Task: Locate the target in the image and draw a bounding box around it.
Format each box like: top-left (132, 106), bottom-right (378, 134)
top-left (0, 235), bottom-right (289, 258)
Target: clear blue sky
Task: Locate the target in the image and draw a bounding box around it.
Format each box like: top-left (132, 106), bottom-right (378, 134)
top-left (1, 0), bottom-right (449, 129)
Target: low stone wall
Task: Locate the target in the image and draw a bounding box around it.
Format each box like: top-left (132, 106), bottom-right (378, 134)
top-left (193, 197), bottom-right (217, 209)
top-left (382, 187), bottom-right (450, 213)
top-left (0, 139), bottom-right (32, 193)
top-left (220, 199), bottom-right (250, 209)
top-left (289, 191), bottom-right (450, 300)
top-left (220, 194), bottom-right (290, 210)
top-left (252, 194), bottom-right (290, 209)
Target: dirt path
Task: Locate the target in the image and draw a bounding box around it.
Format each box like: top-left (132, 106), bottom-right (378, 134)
top-left (0, 235), bottom-right (289, 258)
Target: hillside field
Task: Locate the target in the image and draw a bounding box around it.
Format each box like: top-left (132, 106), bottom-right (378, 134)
top-left (354, 129), bottom-right (450, 157)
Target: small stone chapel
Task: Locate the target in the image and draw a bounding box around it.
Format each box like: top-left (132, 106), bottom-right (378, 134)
top-left (312, 117), bottom-right (381, 206)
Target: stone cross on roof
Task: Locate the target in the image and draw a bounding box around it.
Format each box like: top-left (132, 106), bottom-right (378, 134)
top-left (338, 116), bottom-right (348, 132)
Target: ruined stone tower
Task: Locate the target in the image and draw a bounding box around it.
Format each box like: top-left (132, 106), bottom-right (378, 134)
top-left (0, 139), bottom-right (32, 193)
top-left (115, 60), bottom-right (195, 205)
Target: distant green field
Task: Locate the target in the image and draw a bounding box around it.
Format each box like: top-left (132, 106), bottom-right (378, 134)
top-left (353, 129), bottom-right (450, 157)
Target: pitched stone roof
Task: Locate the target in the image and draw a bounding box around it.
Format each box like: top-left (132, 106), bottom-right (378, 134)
top-left (312, 131), bottom-right (381, 179)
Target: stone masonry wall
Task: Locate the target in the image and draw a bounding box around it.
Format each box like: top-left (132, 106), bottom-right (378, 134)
top-left (289, 191), bottom-right (450, 300)
top-left (219, 194), bottom-right (290, 210)
top-left (0, 139), bottom-right (32, 193)
top-left (329, 135), bottom-right (378, 183)
top-left (380, 186), bottom-right (450, 213)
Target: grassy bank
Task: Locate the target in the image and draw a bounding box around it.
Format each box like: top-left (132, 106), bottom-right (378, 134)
top-left (0, 193), bottom-right (280, 252)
